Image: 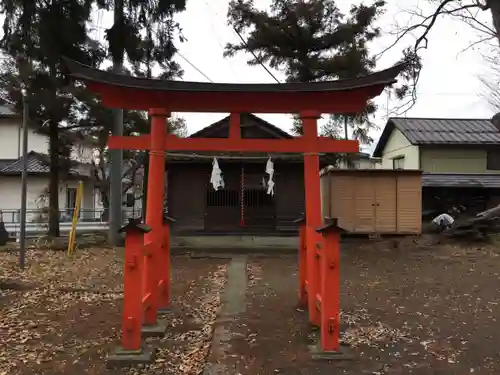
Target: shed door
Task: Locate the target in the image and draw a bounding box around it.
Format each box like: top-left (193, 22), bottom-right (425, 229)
top-left (374, 177), bottom-right (397, 233)
top-left (329, 175), bottom-right (355, 231)
top-left (397, 175), bottom-right (422, 233)
top-left (353, 177), bottom-right (375, 232)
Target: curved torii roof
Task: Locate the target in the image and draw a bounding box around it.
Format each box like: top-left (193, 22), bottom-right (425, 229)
top-left (62, 57), bottom-right (405, 113)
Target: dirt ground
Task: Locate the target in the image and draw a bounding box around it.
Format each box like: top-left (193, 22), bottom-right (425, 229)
top-left (0, 248), bottom-right (228, 375)
top-left (2, 238), bottom-right (500, 374)
top-left (211, 238), bottom-right (500, 375)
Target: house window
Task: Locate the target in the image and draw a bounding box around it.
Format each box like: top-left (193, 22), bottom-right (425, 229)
top-left (393, 157), bottom-right (405, 170)
top-left (487, 150), bottom-right (500, 170)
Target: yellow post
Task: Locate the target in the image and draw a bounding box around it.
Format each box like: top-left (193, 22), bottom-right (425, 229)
top-left (67, 181), bottom-right (83, 257)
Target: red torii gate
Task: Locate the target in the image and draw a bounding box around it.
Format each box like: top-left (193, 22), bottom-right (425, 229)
top-left (63, 58), bottom-right (403, 361)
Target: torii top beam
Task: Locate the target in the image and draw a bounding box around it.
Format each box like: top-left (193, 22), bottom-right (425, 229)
top-left (62, 58), bottom-right (405, 114)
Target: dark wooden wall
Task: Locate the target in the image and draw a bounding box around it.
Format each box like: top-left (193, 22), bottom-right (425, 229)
top-left (274, 163), bottom-right (305, 230)
top-left (167, 162), bottom-right (305, 233)
top-left (167, 163), bottom-right (208, 231)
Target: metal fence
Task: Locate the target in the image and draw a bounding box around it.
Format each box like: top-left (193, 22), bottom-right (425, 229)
top-left (0, 208), bottom-right (141, 224)
top-left (1, 208), bottom-right (140, 240)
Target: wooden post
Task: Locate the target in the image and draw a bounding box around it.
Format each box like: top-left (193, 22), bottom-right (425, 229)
top-left (143, 108), bottom-right (169, 327)
top-left (301, 111), bottom-right (322, 326)
top-left (294, 214), bottom-right (307, 308)
top-left (119, 219), bottom-right (152, 351)
top-left (158, 215), bottom-right (175, 312)
top-left (316, 218), bottom-right (344, 352)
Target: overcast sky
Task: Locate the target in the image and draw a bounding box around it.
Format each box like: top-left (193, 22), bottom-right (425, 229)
top-left (93, 1), bottom-right (500, 150)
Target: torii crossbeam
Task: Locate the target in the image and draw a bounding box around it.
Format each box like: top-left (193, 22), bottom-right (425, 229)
top-left (62, 57), bottom-right (404, 356)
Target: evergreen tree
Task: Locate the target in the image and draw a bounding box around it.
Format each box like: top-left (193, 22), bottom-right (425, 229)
top-left (95, 0), bottom-right (186, 234)
top-left (225, 0), bottom-right (416, 139)
top-left (97, 0), bottom-right (186, 79)
top-left (0, 0), bottom-right (104, 237)
top-left (72, 0), bottom-right (188, 214)
top-left (0, 1), bottom-right (188, 236)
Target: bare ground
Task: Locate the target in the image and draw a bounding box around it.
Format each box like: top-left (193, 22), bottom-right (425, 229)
top-left (0, 248), bottom-right (228, 375)
top-left (3, 238), bottom-right (500, 374)
top-left (214, 239), bottom-right (500, 375)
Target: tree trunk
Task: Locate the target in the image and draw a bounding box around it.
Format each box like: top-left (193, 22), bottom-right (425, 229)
top-left (108, 0), bottom-right (125, 245)
top-left (48, 122), bottom-right (60, 237)
top-left (489, 1), bottom-right (500, 44)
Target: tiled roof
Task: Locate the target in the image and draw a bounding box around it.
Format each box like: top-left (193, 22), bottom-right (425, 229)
top-left (422, 173), bottom-right (500, 188)
top-left (390, 118), bottom-right (500, 144)
top-left (0, 159), bottom-right (17, 170)
top-left (1, 151), bottom-right (50, 174)
top-left (189, 113), bottom-right (293, 139)
top-left (373, 117), bottom-right (500, 157)
top-left (0, 151), bottom-right (87, 176)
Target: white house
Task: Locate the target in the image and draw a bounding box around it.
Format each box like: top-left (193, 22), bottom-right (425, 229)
top-left (337, 151), bottom-right (382, 169)
top-left (371, 116), bottom-right (500, 214)
top-left (0, 103), bottom-right (101, 223)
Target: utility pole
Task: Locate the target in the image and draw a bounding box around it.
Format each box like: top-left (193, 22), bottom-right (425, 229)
top-left (19, 93), bottom-right (29, 269)
top-left (108, 0), bottom-right (125, 245)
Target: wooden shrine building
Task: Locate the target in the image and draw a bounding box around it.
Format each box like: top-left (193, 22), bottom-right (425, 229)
top-left (166, 113), bottom-right (334, 234)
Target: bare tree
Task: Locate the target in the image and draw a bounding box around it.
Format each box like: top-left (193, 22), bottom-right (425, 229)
top-left (480, 53), bottom-right (500, 110)
top-left (81, 115), bottom-right (187, 220)
top-left (379, 0), bottom-right (500, 113)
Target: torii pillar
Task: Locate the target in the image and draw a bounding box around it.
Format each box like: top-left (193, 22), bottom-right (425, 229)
top-left (142, 108), bottom-right (170, 334)
top-left (301, 110), bottom-right (323, 326)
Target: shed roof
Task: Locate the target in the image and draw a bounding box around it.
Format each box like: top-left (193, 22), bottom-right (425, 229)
top-left (422, 173), bottom-right (500, 188)
top-left (320, 166), bottom-right (422, 176)
top-left (372, 117), bottom-right (500, 157)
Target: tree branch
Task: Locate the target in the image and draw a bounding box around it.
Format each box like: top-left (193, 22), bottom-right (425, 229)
top-left (375, 0), bottom-right (493, 115)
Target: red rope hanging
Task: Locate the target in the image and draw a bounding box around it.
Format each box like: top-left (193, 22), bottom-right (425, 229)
top-left (240, 166), bottom-right (245, 227)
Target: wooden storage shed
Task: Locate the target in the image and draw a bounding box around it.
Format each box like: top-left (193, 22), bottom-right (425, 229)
top-left (320, 168), bottom-right (422, 235)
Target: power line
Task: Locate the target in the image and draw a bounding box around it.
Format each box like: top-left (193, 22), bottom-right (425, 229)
top-left (176, 52), bottom-right (213, 82)
top-left (202, 2), bottom-right (237, 80)
top-left (232, 28), bottom-right (281, 83)
top-left (88, 22), bottom-right (214, 83)
top-left (203, 1), bottom-right (281, 84)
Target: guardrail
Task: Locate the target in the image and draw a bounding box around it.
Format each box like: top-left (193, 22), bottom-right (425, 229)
top-left (1, 208), bottom-right (140, 240)
top-left (4, 221), bottom-right (111, 241)
top-left (0, 208), bottom-right (141, 224)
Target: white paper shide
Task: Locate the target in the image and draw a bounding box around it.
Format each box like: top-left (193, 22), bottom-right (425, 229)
top-left (210, 157), bottom-right (225, 190)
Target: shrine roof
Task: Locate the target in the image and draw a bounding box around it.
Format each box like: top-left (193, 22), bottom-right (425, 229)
top-left (62, 58), bottom-right (406, 93)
